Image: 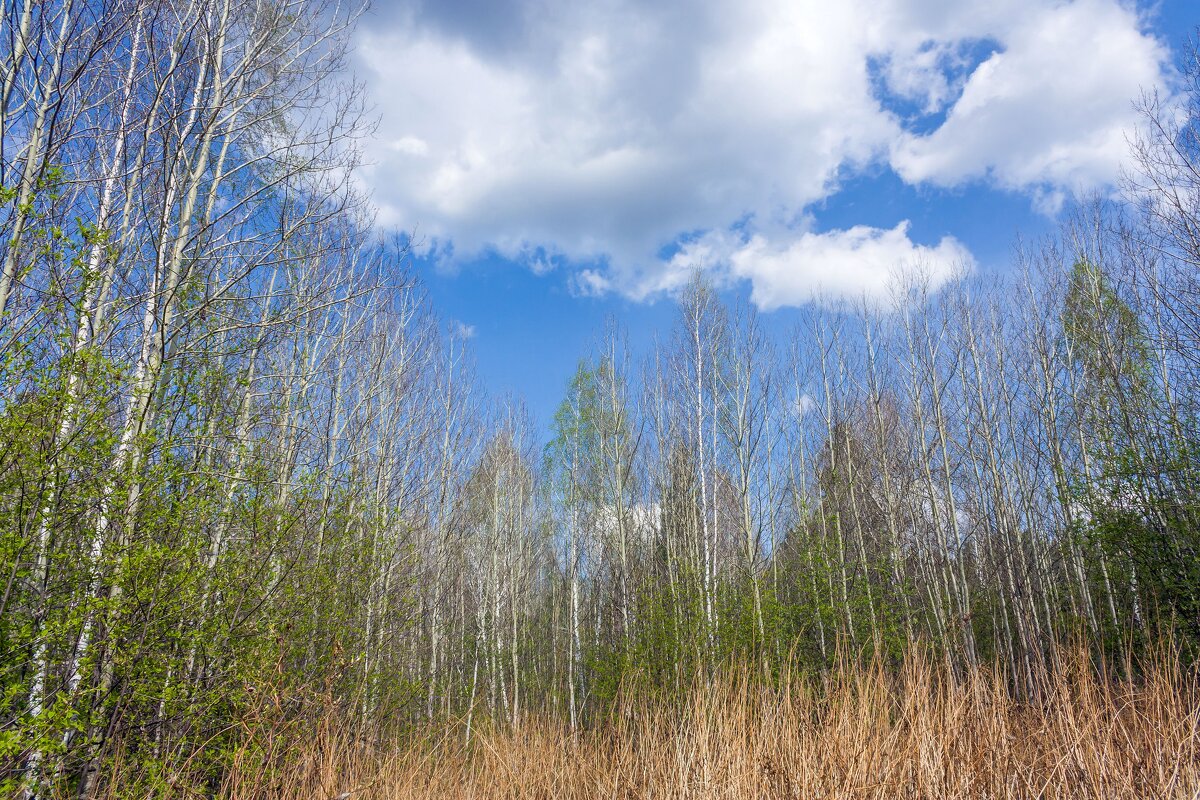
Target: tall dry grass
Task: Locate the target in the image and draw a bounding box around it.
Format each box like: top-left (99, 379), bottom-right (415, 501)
top-left (101, 647), bottom-right (1200, 799)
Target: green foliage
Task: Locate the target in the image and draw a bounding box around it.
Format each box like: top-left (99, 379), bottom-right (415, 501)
top-left (1060, 256), bottom-right (1200, 647)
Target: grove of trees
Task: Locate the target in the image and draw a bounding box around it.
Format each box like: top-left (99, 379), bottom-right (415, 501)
top-left (1, 0), bottom-right (1199, 795)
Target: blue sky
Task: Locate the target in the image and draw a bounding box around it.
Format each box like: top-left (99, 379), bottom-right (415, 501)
top-left (353, 0), bottom-right (1196, 431)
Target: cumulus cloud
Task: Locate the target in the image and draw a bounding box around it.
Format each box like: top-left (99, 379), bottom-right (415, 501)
top-left (355, 0), bottom-right (1173, 308)
top-left (890, 0), bottom-right (1171, 195)
top-left (660, 222), bottom-right (972, 309)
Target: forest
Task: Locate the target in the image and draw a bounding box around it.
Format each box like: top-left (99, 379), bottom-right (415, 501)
top-left (1, 0), bottom-right (1200, 797)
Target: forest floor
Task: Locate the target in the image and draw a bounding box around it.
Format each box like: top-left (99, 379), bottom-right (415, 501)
top-left (106, 648), bottom-right (1200, 799)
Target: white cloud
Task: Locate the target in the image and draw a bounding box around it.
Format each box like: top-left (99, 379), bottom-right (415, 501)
top-left (660, 221), bottom-right (971, 309)
top-left (734, 223), bottom-right (971, 309)
top-left (388, 136), bottom-right (430, 157)
top-left (356, 0), bottom-right (1174, 307)
top-left (793, 392), bottom-right (817, 419)
top-left (877, 42), bottom-right (962, 115)
top-left (890, 0), bottom-right (1171, 193)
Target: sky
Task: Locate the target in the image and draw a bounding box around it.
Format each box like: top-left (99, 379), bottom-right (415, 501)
top-left (351, 0), bottom-right (1197, 431)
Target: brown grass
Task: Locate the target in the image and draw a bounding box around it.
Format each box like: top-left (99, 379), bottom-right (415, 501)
top-left (104, 647), bottom-right (1200, 799)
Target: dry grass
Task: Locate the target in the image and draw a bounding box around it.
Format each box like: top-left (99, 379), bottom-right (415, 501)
top-left (105, 647), bottom-right (1200, 799)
